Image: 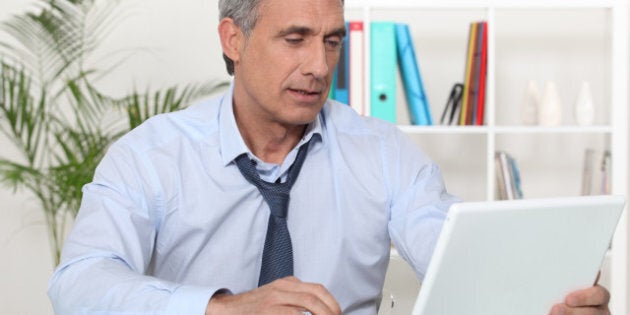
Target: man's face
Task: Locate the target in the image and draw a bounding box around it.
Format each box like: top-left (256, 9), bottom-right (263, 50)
top-left (232, 0), bottom-right (345, 127)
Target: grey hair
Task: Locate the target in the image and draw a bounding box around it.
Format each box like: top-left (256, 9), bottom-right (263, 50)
top-left (218, 0), bottom-right (345, 76)
top-left (218, 0), bottom-right (263, 75)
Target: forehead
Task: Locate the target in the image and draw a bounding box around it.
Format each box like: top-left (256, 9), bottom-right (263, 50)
top-left (256, 0), bottom-right (345, 31)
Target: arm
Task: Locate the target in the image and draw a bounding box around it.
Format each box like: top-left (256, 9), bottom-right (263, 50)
top-left (47, 144), bottom-right (218, 314)
top-left (48, 142), bottom-right (341, 315)
top-left (385, 127), bottom-right (459, 279)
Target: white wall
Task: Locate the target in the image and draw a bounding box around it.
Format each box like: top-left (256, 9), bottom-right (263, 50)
top-left (0, 1), bottom-right (228, 313)
top-left (0, 1), bottom-right (628, 314)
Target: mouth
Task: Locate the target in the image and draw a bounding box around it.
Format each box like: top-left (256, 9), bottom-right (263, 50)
top-left (289, 88), bottom-right (321, 96)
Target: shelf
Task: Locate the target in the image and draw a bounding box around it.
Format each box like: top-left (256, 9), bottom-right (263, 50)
top-left (349, 2), bottom-right (627, 313)
top-left (398, 125), bottom-right (613, 135)
top-left (346, 0), bottom-right (617, 9)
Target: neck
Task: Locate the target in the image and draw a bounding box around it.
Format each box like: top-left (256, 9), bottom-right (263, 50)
top-left (233, 106), bottom-right (307, 165)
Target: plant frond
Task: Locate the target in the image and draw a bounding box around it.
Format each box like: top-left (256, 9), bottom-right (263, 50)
top-left (0, 61), bottom-right (48, 164)
top-left (118, 81), bottom-right (229, 130)
top-left (0, 159), bottom-right (43, 192)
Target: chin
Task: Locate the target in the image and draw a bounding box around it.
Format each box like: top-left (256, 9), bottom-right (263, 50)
top-left (282, 108), bottom-right (322, 126)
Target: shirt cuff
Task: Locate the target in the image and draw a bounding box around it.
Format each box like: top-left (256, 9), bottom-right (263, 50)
top-left (164, 285), bottom-right (223, 315)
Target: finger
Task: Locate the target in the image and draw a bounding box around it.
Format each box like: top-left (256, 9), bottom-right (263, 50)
top-left (565, 285), bottom-right (610, 308)
top-left (272, 277), bottom-right (341, 314)
top-left (299, 282), bottom-right (341, 314)
top-left (550, 305), bottom-right (610, 315)
top-left (549, 304), bottom-right (566, 315)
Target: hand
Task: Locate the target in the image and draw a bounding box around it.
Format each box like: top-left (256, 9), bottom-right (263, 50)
top-left (205, 276), bottom-right (341, 315)
top-left (549, 283), bottom-right (610, 315)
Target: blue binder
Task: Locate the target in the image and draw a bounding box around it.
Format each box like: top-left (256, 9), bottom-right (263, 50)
top-left (370, 21), bottom-right (397, 123)
top-left (395, 23), bottom-right (432, 125)
top-left (332, 22), bottom-right (350, 105)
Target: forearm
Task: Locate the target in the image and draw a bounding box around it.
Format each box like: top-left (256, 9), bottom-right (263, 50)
top-left (48, 255), bottom-right (218, 315)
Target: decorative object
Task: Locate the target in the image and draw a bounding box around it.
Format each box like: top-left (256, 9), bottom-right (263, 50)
top-left (538, 80), bottom-right (563, 126)
top-left (521, 80), bottom-right (540, 125)
top-left (574, 81), bottom-right (595, 126)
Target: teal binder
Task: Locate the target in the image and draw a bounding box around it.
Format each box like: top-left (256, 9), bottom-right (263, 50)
top-left (370, 22), bottom-right (397, 123)
top-left (395, 23), bottom-right (433, 125)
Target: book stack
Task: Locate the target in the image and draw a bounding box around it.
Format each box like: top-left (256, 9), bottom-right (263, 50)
top-left (441, 21), bottom-right (488, 126)
top-left (581, 149), bottom-right (612, 195)
top-left (330, 21), bottom-right (433, 125)
top-left (460, 21), bottom-right (488, 126)
top-left (495, 151), bottom-right (523, 200)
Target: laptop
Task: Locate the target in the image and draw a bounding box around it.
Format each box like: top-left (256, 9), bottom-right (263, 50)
top-left (411, 195), bottom-right (625, 315)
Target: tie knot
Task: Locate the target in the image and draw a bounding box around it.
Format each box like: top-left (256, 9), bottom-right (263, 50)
top-left (261, 189), bottom-right (289, 218)
top-left (234, 139), bottom-right (311, 219)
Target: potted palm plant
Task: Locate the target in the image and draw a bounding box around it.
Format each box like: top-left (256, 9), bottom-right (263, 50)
top-left (0, 0), bottom-right (227, 265)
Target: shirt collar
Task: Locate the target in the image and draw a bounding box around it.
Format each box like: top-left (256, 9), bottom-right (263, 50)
top-left (219, 82), bottom-right (324, 167)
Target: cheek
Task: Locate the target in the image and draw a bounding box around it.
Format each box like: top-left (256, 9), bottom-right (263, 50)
top-left (249, 45), bottom-right (295, 85)
top-left (326, 53), bottom-right (340, 77)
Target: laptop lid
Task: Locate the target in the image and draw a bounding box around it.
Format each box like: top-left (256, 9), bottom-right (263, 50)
top-left (411, 195), bottom-right (625, 315)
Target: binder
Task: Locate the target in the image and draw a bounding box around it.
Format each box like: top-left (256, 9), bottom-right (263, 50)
top-left (475, 21), bottom-right (488, 125)
top-left (468, 21), bottom-right (484, 125)
top-left (332, 22), bottom-right (350, 105)
top-left (460, 22), bottom-right (477, 125)
top-left (395, 23), bottom-right (433, 125)
top-left (329, 67), bottom-right (337, 99)
top-left (370, 21), bottom-right (397, 123)
top-left (349, 21), bottom-right (365, 115)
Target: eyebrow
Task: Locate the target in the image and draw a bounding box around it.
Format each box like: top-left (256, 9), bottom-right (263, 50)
top-left (327, 26), bottom-right (347, 39)
top-left (277, 25), bottom-right (347, 39)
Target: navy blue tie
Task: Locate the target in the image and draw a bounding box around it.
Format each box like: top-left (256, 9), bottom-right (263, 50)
top-left (234, 139), bottom-right (311, 287)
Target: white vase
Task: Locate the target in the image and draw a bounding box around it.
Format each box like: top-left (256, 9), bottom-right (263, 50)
top-left (574, 81), bottom-right (595, 126)
top-left (538, 81), bottom-right (563, 126)
top-left (521, 80), bottom-right (540, 125)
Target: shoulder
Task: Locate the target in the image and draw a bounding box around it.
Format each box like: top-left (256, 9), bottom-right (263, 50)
top-left (321, 99), bottom-right (434, 166)
top-left (322, 100), bottom-right (401, 138)
top-left (113, 94), bottom-right (224, 154)
top-left (321, 100), bottom-right (413, 153)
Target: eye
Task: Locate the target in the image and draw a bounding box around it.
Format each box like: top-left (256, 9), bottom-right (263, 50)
top-left (285, 37), bottom-right (303, 45)
top-left (325, 38), bottom-right (342, 50)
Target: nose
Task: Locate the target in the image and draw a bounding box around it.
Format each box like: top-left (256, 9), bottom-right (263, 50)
top-left (301, 42), bottom-right (329, 79)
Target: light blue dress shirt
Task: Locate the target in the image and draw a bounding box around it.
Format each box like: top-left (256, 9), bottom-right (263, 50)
top-left (48, 83), bottom-right (458, 314)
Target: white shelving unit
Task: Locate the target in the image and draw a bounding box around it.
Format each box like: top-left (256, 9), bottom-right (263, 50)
top-left (346, 0), bottom-right (629, 314)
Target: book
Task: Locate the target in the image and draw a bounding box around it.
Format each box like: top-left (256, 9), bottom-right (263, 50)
top-left (581, 149), bottom-right (596, 195)
top-left (349, 21), bottom-right (365, 115)
top-left (468, 21), bottom-right (484, 125)
top-left (395, 23), bottom-right (433, 125)
top-left (459, 22), bottom-right (477, 125)
top-left (600, 150), bottom-right (611, 194)
top-left (475, 21), bottom-right (488, 126)
top-left (508, 153), bottom-right (523, 199)
top-left (581, 149), bottom-right (612, 195)
top-left (370, 21), bottom-right (397, 123)
top-left (332, 22), bottom-right (350, 104)
top-left (495, 151), bottom-right (523, 200)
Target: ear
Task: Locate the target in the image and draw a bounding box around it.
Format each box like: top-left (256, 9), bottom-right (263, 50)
top-left (218, 18), bottom-right (243, 64)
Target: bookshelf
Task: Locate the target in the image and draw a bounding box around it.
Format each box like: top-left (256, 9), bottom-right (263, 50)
top-left (345, 0), bottom-right (629, 314)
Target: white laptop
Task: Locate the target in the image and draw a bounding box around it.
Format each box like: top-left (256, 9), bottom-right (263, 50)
top-left (411, 195), bottom-right (625, 315)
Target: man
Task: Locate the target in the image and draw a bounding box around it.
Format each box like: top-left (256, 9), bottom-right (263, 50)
top-left (48, 0), bottom-right (611, 314)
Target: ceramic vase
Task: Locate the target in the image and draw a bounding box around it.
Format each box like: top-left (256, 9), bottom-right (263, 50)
top-left (574, 81), bottom-right (595, 126)
top-left (521, 80), bottom-right (540, 125)
top-left (538, 81), bottom-right (562, 126)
